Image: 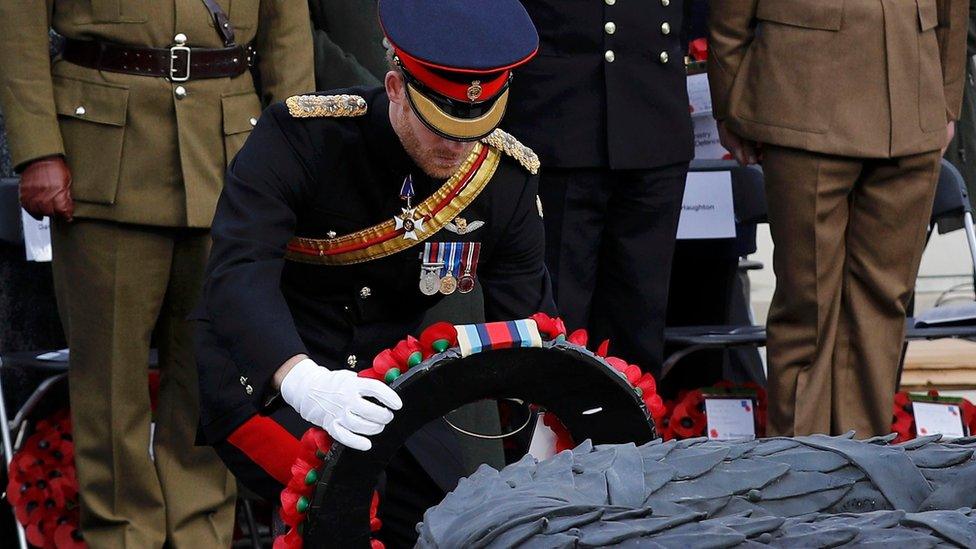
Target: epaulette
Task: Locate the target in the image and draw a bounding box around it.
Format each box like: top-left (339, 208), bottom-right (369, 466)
top-left (481, 129), bottom-right (540, 175)
top-left (285, 94), bottom-right (368, 118)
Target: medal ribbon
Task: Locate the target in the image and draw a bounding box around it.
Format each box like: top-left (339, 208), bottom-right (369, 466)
top-left (461, 242), bottom-right (480, 278)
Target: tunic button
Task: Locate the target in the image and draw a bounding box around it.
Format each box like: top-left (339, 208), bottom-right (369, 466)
top-left (604, 22), bottom-right (616, 35)
top-left (661, 0), bottom-right (670, 6)
top-left (659, 51), bottom-right (670, 64)
top-left (347, 355), bottom-right (358, 368)
top-left (605, 0), bottom-right (615, 5)
top-left (74, 106), bottom-right (86, 116)
top-left (661, 22), bottom-right (671, 35)
top-left (174, 33), bottom-right (188, 45)
top-left (360, 287), bottom-right (372, 299)
top-left (249, 117), bottom-right (258, 127)
top-left (245, 385), bottom-right (253, 395)
top-left (174, 86), bottom-right (187, 99)
top-left (604, 50), bottom-right (616, 63)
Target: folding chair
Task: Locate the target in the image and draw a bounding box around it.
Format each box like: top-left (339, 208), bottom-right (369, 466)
top-left (1, 353), bottom-right (69, 549)
top-left (662, 158), bottom-right (976, 381)
top-left (662, 159), bottom-right (768, 381)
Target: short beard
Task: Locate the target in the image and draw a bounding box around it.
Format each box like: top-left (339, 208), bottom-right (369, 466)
top-left (392, 109), bottom-right (469, 180)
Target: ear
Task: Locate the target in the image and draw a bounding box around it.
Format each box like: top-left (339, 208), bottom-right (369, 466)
top-left (386, 71), bottom-right (406, 106)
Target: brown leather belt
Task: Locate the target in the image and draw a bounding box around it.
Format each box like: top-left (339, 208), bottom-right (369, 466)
top-left (62, 38), bottom-right (252, 82)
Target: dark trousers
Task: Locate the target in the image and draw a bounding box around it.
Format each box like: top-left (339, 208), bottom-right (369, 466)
top-left (540, 164), bottom-right (688, 376)
top-left (213, 407), bottom-right (445, 549)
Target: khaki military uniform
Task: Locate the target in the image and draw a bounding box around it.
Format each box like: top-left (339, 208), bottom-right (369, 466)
top-left (710, 0), bottom-right (968, 438)
top-left (0, 1), bottom-right (314, 546)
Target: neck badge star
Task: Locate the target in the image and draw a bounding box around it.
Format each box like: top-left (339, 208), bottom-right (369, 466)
top-left (395, 174), bottom-right (426, 240)
top-left (395, 208), bottom-right (426, 240)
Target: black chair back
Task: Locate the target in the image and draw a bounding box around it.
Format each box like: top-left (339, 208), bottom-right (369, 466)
top-left (689, 159), bottom-right (767, 225)
top-left (931, 159), bottom-right (971, 229)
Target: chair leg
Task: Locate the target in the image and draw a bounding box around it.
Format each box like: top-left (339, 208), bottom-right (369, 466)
top-left (241, 498), bottom-right (261, 549)
top-left (0, 365), bottom-right (30, 549)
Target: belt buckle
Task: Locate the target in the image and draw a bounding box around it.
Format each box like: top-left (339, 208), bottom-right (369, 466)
top-left (169, 44), bottom-right (191, 82)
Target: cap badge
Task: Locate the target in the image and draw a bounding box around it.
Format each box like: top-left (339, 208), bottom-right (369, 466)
top-left (467, 81), bottom-right (483, 101)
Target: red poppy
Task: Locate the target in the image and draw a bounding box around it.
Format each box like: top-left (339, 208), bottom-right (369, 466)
top-left (623, 365), bottom-right (642, 385)
top-left (419, 322), bottom-right (458, 357)
top-left (688, 38), bottom-right (708, 62)
top-left (273, 527), bottom-right (304, 549)
top-left (636, 374), bottom-right (657, 396)
top-left (529, 313), bottom-right (565, 340)
top-left (53, 524), bottom-right (86, 549)
top-left (371, 349), bottom-right (398, 376)
top-left (279, 489), bottom-right (305, 527)
top-left (567, 329), bottom-right (589, 347)
top-left (390, 336), bottom-right (423, 370)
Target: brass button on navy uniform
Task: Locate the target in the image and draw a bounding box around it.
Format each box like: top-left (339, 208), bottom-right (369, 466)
top-left (661, 0), bottom-right (670, 6)
top-left (661, 22), bottom-right (671, 35)
top-left (605, 50), bottom-right (615, 63)
top-left (346, 355), bottom-right (358, 368)
top-left (659, 51), bottom-right (669, 64)
top-left (174, 85), bottom-right (187, 99)
top-left (604, 22), bottom-right (616, 35)
top-left (605, 0), bottom-right (615, 5)
top-left (74, 106), bottom-right (86, 116)
top-left (360, 287), bottom-right (372, 298)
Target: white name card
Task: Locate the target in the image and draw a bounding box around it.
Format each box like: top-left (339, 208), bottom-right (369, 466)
top-left (705, 398), bottom-right (756, 441)
top-left (21, 210), bottom-right (52, 262)
top-left (913, 401), bottom-right (967, 440)
top-left (677, 171), bottom-right (736, 240)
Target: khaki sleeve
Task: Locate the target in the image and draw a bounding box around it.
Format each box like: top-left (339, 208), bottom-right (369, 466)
top-left (707, 0), bottom-right (760, 121)
top-left (254, 0), bottom-right (316, 106)
top-left (0, 0), bottom-right (63, 171)
top-left (938, 0), bottom-right (970, 121)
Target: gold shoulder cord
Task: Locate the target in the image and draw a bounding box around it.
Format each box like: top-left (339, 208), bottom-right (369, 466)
top-left (286, 94), bottom-right (368, 118)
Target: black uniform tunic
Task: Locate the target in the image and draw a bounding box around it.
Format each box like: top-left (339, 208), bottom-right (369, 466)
top-left (194, 86), bottom-right (556, 445)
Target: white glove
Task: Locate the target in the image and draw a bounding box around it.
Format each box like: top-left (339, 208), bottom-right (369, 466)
top-left (280, 359), bottom-right (403, 451)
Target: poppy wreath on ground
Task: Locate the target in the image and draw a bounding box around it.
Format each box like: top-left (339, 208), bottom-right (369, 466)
top-left (6, 409), bottom-right (85, 549)
top-left (891, 390), bottom-right (976, 443)
top-left (658, 381), bottom-right (768, 441)
top-left (275, 314), bottom-right (665, 548)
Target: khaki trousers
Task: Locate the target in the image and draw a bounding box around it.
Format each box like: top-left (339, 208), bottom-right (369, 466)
top-left (51, 219), bottom-right (236, 548)
top-left (762, 146), bottom-right (941, 438)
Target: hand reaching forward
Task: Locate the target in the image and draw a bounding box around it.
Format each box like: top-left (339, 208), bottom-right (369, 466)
top-left (280, 359), bottom-right (403, 451)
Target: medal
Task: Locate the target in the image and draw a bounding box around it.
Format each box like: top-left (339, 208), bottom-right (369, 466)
top-left (395, 175), bottom-right (425, 240)
top-left (419, 242), bottom-right (444, 296)
top-left (439, 273), bottom-right (458, 295)
top-left (458, 242), bottom-right (480, 294)
top-left (440, 242), bottom-right (461, 295)
top-left (420, 268), bottom-right (441, 295)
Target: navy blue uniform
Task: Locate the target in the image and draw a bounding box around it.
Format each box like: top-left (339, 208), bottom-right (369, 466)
top-left (192, 86), bottom-right (554, 545)
top-left (504, 0), bottom-right (694, 378)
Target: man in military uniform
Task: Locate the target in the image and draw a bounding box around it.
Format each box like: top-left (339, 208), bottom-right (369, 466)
top-left (0, 1), bottom-right (313, 546)
top-left (503, 0), bottom-right (696, 380)
top-left (193, 1), bottom-right (553, 546)
top-left (710, 0), bottom-right (968, 437)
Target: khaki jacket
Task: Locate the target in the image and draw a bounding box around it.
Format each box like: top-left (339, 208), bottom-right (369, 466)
top-left (0, 0), bottom-right (314, 227)
top-left (709, 0), bottom-right (969, 159)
